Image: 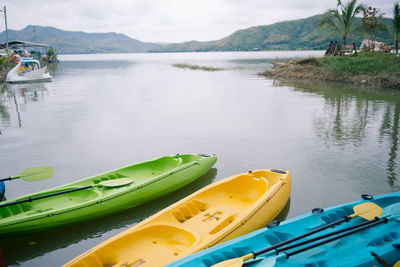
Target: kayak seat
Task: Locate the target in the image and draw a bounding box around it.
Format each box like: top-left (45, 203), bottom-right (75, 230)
top-left (88, 225), bottom-right (200, 266)
top-left (196, 175), bottom-right (269, 206)
top-left (118, 157), bottom-right (183, 180)
top-left (28, 189), bottom-right (101, 209)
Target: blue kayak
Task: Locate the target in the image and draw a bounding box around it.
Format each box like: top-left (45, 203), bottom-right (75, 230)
top-left (167, 193), bottom-right (400, 267)
top-left (0, 181), bottom-right (4, 200)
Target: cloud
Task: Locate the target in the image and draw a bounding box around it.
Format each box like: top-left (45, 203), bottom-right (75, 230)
top-left (1, 0), bottom-right (396, 43)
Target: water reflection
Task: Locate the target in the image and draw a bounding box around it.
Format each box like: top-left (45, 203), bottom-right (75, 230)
top-left (0, 83), bottom-right (49, 128)
top-left (381, 103), bottom-right (400, 188)
top-left (0, 85), bottom-right (11, 129)
top-left (273, 79), bottom-right (400, 190)
top-left (45, 62), bottom-right (59, 76)
top-left (275, 198), bottom-right (291, 222)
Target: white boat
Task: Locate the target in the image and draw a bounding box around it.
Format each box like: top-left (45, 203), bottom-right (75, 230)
top-left (6, 55), bottom-right (52, 83)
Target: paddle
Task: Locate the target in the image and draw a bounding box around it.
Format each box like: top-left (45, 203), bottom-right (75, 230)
top-left (211, 202), bottom-right (382, 267)
top-left (284, 217), bottom-right (389, 258)
top-left (275, 217), bottom-right (381, 253)
top-left (0, 166), bottom-right (54, 182)
top-left (254, 217), bottom-right (393, 267)
top-left (0, 178), bottom-right (133, 208)
top-left (253, 205), bottom-right (400, 267)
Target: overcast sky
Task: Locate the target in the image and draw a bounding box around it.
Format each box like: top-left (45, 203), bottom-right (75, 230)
top-left (1, 0), bottom-right (396, 43)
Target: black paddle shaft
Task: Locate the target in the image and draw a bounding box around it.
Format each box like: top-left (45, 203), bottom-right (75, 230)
top-left (253, 216), bottom-right (349, 257)
top-left (284, 217), bottom-right (388, 258)
top-left (275, 217), bottom-right (380, 253)
top-left (0, 177), bottom-right (13, 182)
top-left (0, 186), bottom-right (92, 208)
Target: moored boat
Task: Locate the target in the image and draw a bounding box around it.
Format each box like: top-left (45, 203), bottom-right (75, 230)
top-left (63, 169), bottom-right (291, 267)
top-left (168, 192), bottom-right (400, 267)
top-left (6, 55), bottom-right (52, 83)
top-left (0, 154), bottom-right (216, 238)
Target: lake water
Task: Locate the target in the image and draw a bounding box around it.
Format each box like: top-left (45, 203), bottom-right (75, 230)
top-left (0, 51), bottom-right (399, 266)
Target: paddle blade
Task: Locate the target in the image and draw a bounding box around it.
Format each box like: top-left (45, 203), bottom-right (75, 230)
top-left (99, 178), bottom-right (133, 187)
top-left (211, 253), bottom-right (254, 267)
top-left (19, 166), bottom-right (54, 181)
top-left (353, 202), bottom-right (382, 220)
top-left (211, 258), bottom-right (245, 267)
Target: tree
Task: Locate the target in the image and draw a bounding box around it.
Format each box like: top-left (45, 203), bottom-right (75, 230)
top-left (362, 6), bottom-right (386, 52)
top-left (319, 0), bottom-right (366, 45)
top-left (395, 3), bottom-right (400, 54)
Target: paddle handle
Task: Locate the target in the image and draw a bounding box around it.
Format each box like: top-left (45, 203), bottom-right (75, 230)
top-left (253, 216), bottom-right (348, 257)
top-left (0, 185), bottom-right (92, 208)
top-left (275, 217), bottom-right (380, 253)
top-left (284, 218), bottom-right (388, 258)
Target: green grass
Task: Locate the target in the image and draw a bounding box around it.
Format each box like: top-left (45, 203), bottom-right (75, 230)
top-left (172, 64), bottom-right (225, 71)
top-left (317, 52), bottom-right (400, 76)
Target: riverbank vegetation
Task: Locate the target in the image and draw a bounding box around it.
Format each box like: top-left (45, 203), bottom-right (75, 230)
top-left (260, 52), bottom-right (400, 88)
top-left (261, 0), bottom-right (400, 89)
top-left (172, 64), bottom-right (226, 71)
top-left (0, 54), bottom-right (15, 80)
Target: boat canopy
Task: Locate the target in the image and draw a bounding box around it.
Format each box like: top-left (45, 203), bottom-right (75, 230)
top-left (0, 40), bottom-right (52, 58)
top-left (2, 40), bottom-right (51, 49)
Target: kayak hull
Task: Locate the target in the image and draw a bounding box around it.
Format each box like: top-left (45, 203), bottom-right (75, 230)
top-left (167, 193), bottom-right (400, 267)
top-left (0, 154), bottom-right (217, 238)
top-left (64, 169), bottom-right (291, 267)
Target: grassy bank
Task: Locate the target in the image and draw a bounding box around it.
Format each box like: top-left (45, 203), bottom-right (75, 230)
top-left (260, 52), bottom-right (400, 88)
top-left (172, 64), bottom-right (225, 71)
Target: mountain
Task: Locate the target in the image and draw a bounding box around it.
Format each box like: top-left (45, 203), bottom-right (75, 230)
top-left (0, 25), bottom-right (161, 54)
top-left (149, 15), bottom-right (395, 52)
top-left (1, 15), bottom-right (395, 54)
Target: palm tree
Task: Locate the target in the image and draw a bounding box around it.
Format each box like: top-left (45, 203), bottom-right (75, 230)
top-left (319, 0), bottom-right (366, 45)
top-left (394, 3), bottom-right (400, 54)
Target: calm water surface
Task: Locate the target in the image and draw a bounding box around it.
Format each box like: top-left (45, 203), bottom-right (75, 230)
top-left (0, 51), bottom-right (399, 266)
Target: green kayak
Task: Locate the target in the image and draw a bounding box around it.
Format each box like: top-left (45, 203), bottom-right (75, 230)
top-left (0, 154), bottom-right (217, 238)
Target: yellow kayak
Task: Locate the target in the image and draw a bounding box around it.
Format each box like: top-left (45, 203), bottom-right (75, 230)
top-left (64, 169), bottom-right (291, 267)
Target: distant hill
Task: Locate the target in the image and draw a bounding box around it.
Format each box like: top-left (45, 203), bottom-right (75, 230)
top-left (0, 25), bottom-right (161, 54)
top-left (0, 14), bottom-right (395, 54)
top-left (149, 15), bottom-right (395, 52)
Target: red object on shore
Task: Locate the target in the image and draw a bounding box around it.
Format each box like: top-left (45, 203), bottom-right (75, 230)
top-left (0, 245), bottom-right (7, 267)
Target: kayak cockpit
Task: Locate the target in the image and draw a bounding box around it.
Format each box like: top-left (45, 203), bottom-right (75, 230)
top-left (0, 188), bottom-right (101, 219)
top-left (79, 225), bottom-right (200, 267)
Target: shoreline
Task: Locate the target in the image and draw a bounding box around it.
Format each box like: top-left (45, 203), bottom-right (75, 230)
top-left (259, 55), bottom-right (400, 89)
